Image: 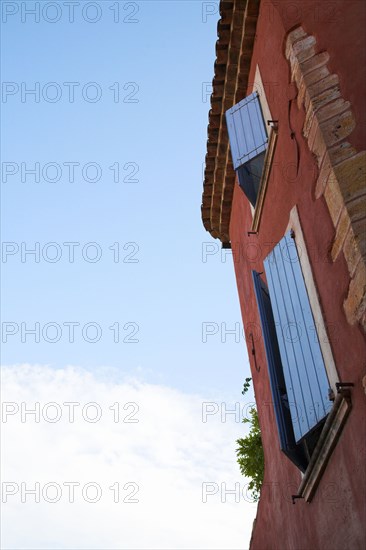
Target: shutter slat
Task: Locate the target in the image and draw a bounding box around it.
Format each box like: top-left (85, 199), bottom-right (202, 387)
top-left (281, 239), bottom-right (329, 423)
top-left (226, 92), bottom-right (268, 170)
top-left (266, 245), bottom-right (311, 439)
top-left (252, 271), bottom-right (308, 472)
top-left (264, 232), bottom-right (331, 442)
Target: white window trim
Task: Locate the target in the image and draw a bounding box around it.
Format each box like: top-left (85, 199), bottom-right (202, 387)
top-left (247, 66), bottom-right (278, 231)
top-left (287, 206), bottom-right (339, 394)
top-left (249, 66), bottom-right (272, 218)
top-left (252, 65), bottom-right (272, 133)
top-left (282, 207), bottom-right (352, 502)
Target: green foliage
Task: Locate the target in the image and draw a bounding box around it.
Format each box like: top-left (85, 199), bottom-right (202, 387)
top-left (236, 389), bottom-right (264, 502)
top-left (241, 377), bottom-right (252, 396)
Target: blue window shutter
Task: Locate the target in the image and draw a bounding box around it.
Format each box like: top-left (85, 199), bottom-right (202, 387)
top-left (225, 92), bottom-right (268, 170)
top-left (252, 271), bottom-right (308, 472)
top-left (264, 232), bottom-right (332, 443)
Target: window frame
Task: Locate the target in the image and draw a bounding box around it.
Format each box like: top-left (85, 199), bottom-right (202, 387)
top-left (250, 126), bottom-right (278, 232)
top-left (254, 207), bottom-right (351, 501)
top-left (250, 65), bottom-right (278, 232)
top-left (263, 230), bottom-right (333, 443)
top-left (288, 206), bottom-right (339, 394)
top-left (226, 65), bottom-right (278, 232)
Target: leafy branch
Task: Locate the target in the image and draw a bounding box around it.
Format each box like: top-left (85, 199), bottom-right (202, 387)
top-left (236, 379), bottom-right (264, 502)
top-left (241, 377), bottom-right (252, 396)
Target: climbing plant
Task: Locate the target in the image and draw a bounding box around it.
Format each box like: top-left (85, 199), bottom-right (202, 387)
top-left (241, 377), bottom-right (252, 396)
top-left (236, 379), bottom-right (264, 502)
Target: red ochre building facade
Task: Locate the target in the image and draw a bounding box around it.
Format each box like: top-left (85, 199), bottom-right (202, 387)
top-left (201, 1), bottom-right (366, 548)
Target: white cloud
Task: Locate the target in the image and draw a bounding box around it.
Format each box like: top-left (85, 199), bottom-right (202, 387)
top-left (0, 364), bottom-right (257, 549)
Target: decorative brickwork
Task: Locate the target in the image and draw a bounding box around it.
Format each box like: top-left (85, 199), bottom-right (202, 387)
top-left (286, 27), bottom-right (366, 330)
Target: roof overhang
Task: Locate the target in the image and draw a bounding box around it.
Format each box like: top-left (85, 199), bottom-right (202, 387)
top-left (201, 0), bottom-right (261, 242)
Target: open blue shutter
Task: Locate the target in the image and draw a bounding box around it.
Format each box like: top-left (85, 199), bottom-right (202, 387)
top-left (264, 232), bottom-right (332, 443)
top-left (252, 271), bottom-right (308, 472)
top-left (225, 91), bottom-right (268, 170)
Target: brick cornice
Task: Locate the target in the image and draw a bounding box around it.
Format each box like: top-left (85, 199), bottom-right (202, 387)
top-left (201, 0), bottom-right (261, 243)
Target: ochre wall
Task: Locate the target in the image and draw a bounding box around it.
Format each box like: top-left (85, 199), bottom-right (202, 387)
top-left (228, 1), bottom-right (366, 548)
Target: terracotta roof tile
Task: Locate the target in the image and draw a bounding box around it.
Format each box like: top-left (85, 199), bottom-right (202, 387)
top-left (201, 0), bottom-right (260, 242)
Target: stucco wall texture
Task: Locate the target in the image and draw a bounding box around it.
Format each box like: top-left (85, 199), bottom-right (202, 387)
top-left (228, 2), bottom-right (366, 548)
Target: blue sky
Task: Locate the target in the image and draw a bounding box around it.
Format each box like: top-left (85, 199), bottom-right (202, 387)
top-left (1, 2), bottom-right (257, 548)
top-left (1, 0), bottom-right (252, 396)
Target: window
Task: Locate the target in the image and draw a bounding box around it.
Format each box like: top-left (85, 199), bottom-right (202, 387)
top-left (226, 91), bottom-right (268, 207)
top-left (226, 87), bottom-right (278, 232)
top-left (253, 231), bottom-right (333, 471)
